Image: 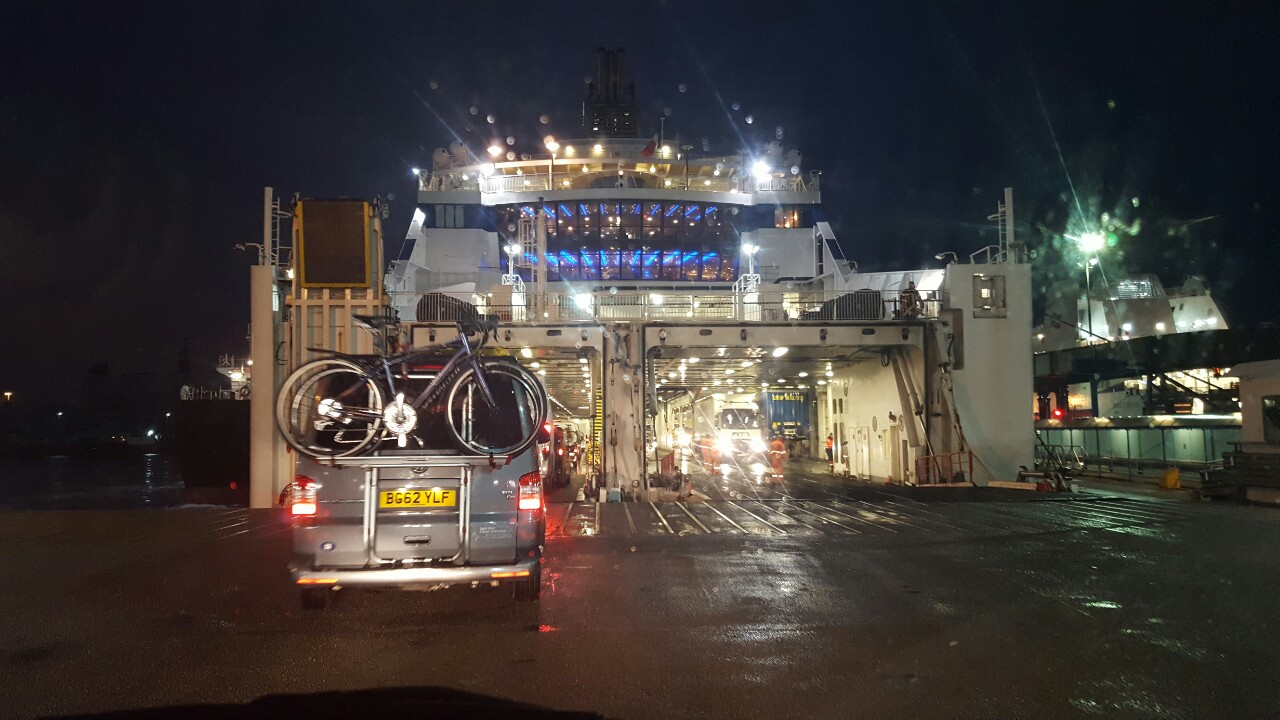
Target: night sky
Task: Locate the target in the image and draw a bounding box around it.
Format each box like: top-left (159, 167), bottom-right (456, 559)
top-left (1, 1), bottom-right (1277, 422)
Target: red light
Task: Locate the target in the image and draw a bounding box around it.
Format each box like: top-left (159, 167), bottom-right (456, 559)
top-left (518, 470), bottom-right (541, 511)
top-left (543, 423), bottom-right (553, 433)
top-left (291, 474), bottom-right (319, 515)
top-left (557, 448), bottom-right (564, 455)
top-left (1052, 408), bottom-right (1064, 418)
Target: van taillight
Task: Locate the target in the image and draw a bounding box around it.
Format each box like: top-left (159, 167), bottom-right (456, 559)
top-left (291, 474), bottom-right (320, 516)
top-left (518, 470), bottom-right (542, 511)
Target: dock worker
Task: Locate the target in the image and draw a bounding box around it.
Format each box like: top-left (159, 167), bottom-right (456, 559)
top-left (900, 281), bottom-right (922, 319)
top-left (825, 434), bottom-right (834, 467)
top-left (768, 434), bottom-right (788, 482)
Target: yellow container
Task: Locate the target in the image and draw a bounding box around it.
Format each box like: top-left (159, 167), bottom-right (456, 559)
top-left (1159, 467), bottom-right (1181, 490)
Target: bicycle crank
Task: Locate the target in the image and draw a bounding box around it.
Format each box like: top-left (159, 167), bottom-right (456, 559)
top-left (382, 393), bottom-right (419, 448)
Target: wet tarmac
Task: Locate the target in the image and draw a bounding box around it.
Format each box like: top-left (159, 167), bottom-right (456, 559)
top-left (2, 464), bottom-right (1279, 718)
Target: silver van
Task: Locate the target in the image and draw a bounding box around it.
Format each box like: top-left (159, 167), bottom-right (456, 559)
top-left (283, 351), bottom-right (546, 610)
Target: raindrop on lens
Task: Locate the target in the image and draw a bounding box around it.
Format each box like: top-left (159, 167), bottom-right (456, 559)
top-left (486, 114), bottom-right (496, 124)
top-left (790, 165), bottom-right (800, 175)
top-left (539, 114), bottom-right (550, 124)
top-left (775, 126), bottom-right (784, 139)
top-left (663, 107), bottom-right (672, 117)
top-left (429, 80), bottom-right (439, 90)
top-left (507, 224), bottom-right (516, 232)
top-left (506, 136), bottom-right (516, 146)
top-left (506, 151), bottom-right (516, 161)
top-left (731, 102), bottom-right (741, 111)
top-left (744, 115), bottom-right (754, 124)
top-left (469, 105), bottom-right (479, 115)
top-left (678, 83), bottom-right (688, 93)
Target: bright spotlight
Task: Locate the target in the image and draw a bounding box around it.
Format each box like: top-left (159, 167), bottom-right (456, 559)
top-left (741, 242), bottom-right (759, 256)
top-left (1078, 232), bottom-right (1105, 254)
top-left (771, 347), bottom-right (789, 357)
top-left (521, 348), bottom-right (533, 359)
top-left (411, 167), bottom-right (420, 175)
top-left (752, 160), bottom-right (771, 181)
top-left (573, 294), bottom-right (592, 310)
top-left (487, 145), bottom-right (503, 158)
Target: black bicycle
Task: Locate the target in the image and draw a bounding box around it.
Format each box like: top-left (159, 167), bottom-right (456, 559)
top-left (276, 313), bottom-right (547, 459)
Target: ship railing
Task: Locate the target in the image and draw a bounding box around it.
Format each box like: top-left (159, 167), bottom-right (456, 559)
top-left (420, 170), bottom-right (822, 196)
top-left (178, 386), bottom-right (245, 401)
top-left (469, 288), bottom-right (939, 323)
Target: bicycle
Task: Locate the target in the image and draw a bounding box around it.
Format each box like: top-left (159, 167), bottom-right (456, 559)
top-left (276, 313), bottom-right (547, 459)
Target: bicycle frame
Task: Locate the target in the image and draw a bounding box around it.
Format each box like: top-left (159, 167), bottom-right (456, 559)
top-left (309, 323), bottom-right (498, 421)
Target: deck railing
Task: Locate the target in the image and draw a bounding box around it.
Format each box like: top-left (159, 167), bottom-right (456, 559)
top-left (422, 170), bottom-right (821, 195)
top-left (418, 288), bottom-right (938, 324)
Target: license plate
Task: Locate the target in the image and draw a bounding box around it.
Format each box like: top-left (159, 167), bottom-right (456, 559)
top-left (379, 488), bottom-right (457, 509)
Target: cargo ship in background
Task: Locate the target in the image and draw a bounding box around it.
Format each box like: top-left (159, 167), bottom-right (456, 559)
top-left (172, 355), bottom-right (251, 501)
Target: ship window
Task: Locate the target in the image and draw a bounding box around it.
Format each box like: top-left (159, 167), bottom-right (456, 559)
top-left (642, 252), bottom-right (660, 279)
top-left (621, 251), bottom-right (640, 280)
top-left (972, 275), bottom-right (1007, 318)
top-left (433, 204), bottom-right (466, 228)
top-left (559, 251), bottom-right (578, 280)
top-left (643, 203), bottom-right (661, 227)
top-left (1264, 396), bottom-right (1280, 444)
top-left (600, 250), bottom-right (620, 280)
top-left (580, 250), bottom-right (599, 280)
top-left (682, 251), bottom-right (700, 281)
top-left (662, 251), bottom-right (681, 280)
top-left (545, 253), bottom-right (560, 281)
top-left (774, 206), bottom-right (800, 229)
top-left (700, 252), bottom-right (720, 281)
top-left (719, 256), bottom-right (737, 281)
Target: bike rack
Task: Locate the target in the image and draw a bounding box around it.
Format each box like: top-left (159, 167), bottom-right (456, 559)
top-left (315, 452), bottom-right (511, 469)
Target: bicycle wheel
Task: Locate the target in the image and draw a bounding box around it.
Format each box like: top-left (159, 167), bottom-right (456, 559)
top-left (443, 360), bottom-right (547, 456)
top-left (276, 358), bottom-right (385, 459)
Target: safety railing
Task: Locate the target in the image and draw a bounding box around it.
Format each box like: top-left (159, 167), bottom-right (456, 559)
top-left (915, 450), bottom-right (974, 486)
top-left (421, 170), bottom-right (822, 196)
top-left (1035, 443), bottom-right (1087, 470)
top-left (425, 288), bottom-right (940, 324)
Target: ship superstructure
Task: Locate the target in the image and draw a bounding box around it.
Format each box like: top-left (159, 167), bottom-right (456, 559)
top-left (243, 48), bottom-right (1037, 507)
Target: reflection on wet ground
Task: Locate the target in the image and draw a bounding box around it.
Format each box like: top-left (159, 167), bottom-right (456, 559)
top-left (2, 457), bottom-right (1279, 718)
top-left (0, 454), bottom-right (186, 510)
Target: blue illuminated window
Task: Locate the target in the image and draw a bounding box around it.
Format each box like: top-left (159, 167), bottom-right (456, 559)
top-left (559, 251), bottom-right (578, 280)
top-left (641, 252), bottom-right (660, 279)
top-left (682, 251), bottom-right (700, 280)
top-left (622, 251), bottom-right (640, 280)
top-left (701, 252), bottom-right (720, 281)
top-left (580, 250), bottom-right (599, 280)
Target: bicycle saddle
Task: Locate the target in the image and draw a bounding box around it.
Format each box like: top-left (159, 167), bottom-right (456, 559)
top-left (352, 314), bottom-right (398, 331)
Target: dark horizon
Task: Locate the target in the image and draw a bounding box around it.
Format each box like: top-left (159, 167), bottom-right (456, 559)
top-left (1, 1), bottom-right (1277, 417)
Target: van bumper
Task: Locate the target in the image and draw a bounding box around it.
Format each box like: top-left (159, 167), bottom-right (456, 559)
top-left (289, 557), bottom-right (539, 589)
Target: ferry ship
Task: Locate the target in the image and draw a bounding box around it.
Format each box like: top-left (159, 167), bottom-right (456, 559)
top-left (243, 47), bottom-right (1038, 507)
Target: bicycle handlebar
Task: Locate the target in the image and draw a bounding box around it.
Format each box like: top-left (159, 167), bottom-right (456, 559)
top-left (456, 314), bottom-right (500, 348)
